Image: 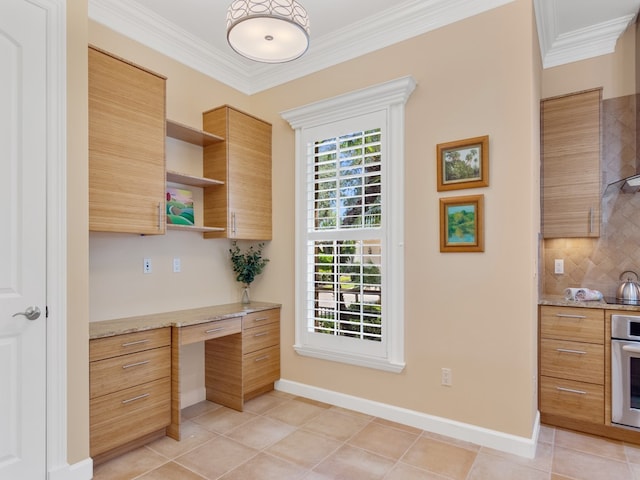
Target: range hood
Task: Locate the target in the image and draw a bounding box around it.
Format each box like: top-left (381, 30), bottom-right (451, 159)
top-left (604, 173), bottom-right (640, 196)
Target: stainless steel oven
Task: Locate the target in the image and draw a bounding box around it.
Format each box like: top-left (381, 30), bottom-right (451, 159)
top-left (611, 314), bottom-right (640, 428)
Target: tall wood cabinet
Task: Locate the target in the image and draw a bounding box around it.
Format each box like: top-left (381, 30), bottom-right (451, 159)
top-left (541, 88), bottom-right (601, 238)
top-left (202, 105), bottom-right (272, 240)
top-left (89, 46), bottom-right (167, 235)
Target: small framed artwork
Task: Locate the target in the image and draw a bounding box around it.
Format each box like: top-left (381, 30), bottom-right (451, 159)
top-left (436, 135), bottom-right (489, 191)
top-left (439, 195), bottom-right (484, 252)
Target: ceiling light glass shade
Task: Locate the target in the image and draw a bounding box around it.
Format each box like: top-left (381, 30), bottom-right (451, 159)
top-left (226, 0), bottom-right (310, 63)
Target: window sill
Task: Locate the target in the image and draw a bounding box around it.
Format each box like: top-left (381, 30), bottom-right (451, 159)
top-left (293, 344), bottom-right (405, 373)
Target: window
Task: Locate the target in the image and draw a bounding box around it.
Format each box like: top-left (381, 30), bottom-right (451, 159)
top-left (282, 76), bottom-right (416, 372)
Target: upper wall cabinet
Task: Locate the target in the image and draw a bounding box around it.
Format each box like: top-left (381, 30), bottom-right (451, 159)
top-left (541, 88), bottom-right (601, 238)
top-left (89, 46), bottom-right (167, 235)
top-left (202, 105), bottom-right (272, 240)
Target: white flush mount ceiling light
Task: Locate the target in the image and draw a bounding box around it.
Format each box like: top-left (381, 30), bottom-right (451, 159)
top-left (226, 0), bottom-right (310, 63)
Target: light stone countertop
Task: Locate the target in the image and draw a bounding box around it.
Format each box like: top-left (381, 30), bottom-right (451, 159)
top-left (540, 295), bottom-right (640, 312)
top-left (89, 301), bottom-right (281, 339)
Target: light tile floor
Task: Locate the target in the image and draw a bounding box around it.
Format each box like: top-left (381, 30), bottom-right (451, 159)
top-left (93, 391), bottom-right (640, 480)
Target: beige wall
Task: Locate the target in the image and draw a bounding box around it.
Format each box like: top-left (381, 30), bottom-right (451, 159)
top-left (67, 0), bottom-right (89, 464)
top-left (85, 0), bottom-right (540, 450)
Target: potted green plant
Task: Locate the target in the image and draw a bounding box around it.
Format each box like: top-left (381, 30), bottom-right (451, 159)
top-left (229, 241), bottom-right (269, 304)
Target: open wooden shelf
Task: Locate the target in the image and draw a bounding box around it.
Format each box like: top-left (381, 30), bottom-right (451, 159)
top-left (166, 170), bottom-right (224, 188)
top-left (166, 224), bottom-right (225, 233)
top-left (166, 119), bottom-right (223, 146)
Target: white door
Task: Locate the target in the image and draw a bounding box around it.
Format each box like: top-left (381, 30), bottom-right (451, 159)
top-left (0, 0), bottom-right (48, 478)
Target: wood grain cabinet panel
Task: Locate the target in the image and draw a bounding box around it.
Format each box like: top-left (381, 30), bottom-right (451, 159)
top-left (89, 46), bottom-right (166, 235)
top-left (205, 307), bottom-right (280, 410)
top-left (541, 88), bottom-right (601, 238)
top-left (180, 317), bottom-right (241, 346)
top-left (540, 376), bottom-right (604, 424)
top-left (89, 327), bottom-right (171, 461)
top-left (539, 306), bottom-right (605, 429)
top-left (202, 105), bottom-right (272, 240)
top-left (539, 306), bottom-right (604, 344)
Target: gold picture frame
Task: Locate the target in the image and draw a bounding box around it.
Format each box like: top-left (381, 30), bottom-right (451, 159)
top-left (437, 135), bottom-right (489, 191)
top-left (439, 195), bottom-right (484, 252)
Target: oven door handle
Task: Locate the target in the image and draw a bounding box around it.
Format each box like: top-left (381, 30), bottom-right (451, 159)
top-left (622, 344), bottom-right (640, 354)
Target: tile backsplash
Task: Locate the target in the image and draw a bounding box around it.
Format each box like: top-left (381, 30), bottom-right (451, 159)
top-left (543, 93), bottom-right (640, 297)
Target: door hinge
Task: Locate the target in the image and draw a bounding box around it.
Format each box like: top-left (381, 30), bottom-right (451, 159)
top-left (46, 306), bottom-right (49, 318)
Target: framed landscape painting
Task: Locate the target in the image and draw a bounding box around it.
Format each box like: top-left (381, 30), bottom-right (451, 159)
top-left (439, 195), bottom-right (484, 252)
top-left (437, 135), bottom-right (489, 191)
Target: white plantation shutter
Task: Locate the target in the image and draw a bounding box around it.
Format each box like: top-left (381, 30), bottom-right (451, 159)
top-left (282, 76), bottom-right (415, 372)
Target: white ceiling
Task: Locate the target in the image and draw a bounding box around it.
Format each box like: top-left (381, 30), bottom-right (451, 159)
top-left (89, 0), bottom-right (640, 95)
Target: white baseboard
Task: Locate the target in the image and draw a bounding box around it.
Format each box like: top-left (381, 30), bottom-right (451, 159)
top-left (275, 379), bottom-right (539, 459)
top-left (181, 386), bottom-right (207, 409)
top-left (48, 457), bottom-right (93, 480)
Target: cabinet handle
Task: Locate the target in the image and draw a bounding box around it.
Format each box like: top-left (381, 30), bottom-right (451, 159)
top-left (122, 360), bottom-right (150, 369)
top-left (254, 332), bottom-right (269, 337)
top-left (121, 339), bottom-right (150, 347)
top-left (555, 313), bottom-right (586, 319)
top-left (253, 317), bottom-right (269, 323)
top-left (556, 348), bottom-right (586, 355)
top-left (556, 386), bottom-right (586, 395)
top-left (231, 212), bottom-right (236, 236)
top-left (254, 355), bottom-right (270, 362)
top-left (158, 202), bottom-right (162, 231)
top-left (205, 326), bottom-right (226, 334)
top-left (121, 393), bottom-right (150, 405)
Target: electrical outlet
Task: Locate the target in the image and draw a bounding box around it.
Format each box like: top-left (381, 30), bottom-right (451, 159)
top-left (554, 259), bottom-right (564, 275)
top-left (143, 258), bottom-right (152, 274)
top-left (441, 367), bottom-right (452, 386)
top-left (173, 258), bottom-right (181, 273)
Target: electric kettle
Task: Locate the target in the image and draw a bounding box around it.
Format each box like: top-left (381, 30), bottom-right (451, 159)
top-left (616, 270), bottom-right (640, 302)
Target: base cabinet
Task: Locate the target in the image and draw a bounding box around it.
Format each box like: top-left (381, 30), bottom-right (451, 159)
top-left (89, 328), bottom-right (171, 463)
top-left (205, 308), bottom-right (280, 410)
top-left (539, 306), bottom-right (604, 425)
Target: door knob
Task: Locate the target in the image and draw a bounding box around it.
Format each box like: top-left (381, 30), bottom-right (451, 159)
top-left (12, 306), bottom-right (41, 321)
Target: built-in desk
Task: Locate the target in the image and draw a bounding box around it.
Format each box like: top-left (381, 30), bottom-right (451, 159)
top-left (89, 302), bottom-right (280, 459)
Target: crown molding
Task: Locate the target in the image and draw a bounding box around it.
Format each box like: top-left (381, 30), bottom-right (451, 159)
top-left (534, 0), bottom-right (638, 69)
top-left (89, 0), bottom-right (514, 95)
top-left (541, 14), bottom-right (636, 68)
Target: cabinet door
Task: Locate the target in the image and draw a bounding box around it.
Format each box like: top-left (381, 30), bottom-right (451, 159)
top-left (203, 106), bottom-right (272, 240)
top-left (541, 89), bottom-right (601, 238)
top-left (89, 47), bottom-right (166, 234)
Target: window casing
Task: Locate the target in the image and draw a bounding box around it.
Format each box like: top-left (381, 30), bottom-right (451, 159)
top-left (282, 76), bottom-right (416, 372)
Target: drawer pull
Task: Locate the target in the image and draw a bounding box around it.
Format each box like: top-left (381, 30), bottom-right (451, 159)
top-left (556, 386), bottom-right (586, 395)
top-left (253, 317), bottom-right (269, 323)
top-left (556, 348), bottom-right (586, 355)
top-left (205, 327), bottom-right (226, 334)
top-left (122, 360), bottom-right (150, 369)
top-left (555, 313), bottom-right (586, 319)
top-left (254, 332), bottom-right (269, 337)
top-left (121, 339), bottom-right (150, 347)
top-left (121, 393), bottom-right (150, 405)
top-left (254, 355), bottom-right (270, 362)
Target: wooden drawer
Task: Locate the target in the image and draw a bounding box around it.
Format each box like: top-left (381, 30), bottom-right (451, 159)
top-left (243, 345), bottom-right (279, 395)
top-left (90, 327), bottom-right (170, 362)
top-left (242, 309), bottom-right (279, 332)
top-left (90, 346), bottom-right (170, 398)
top-left (540, 306), bottom-right (604, 344)
top-left (243, 321), bottom-right (279, 354)
top-left (90, 377), bottom-right (170, 457)
top-left (540, 339), bottom-right (604, 384)
top-left (540, 376), bottom-right (603, 424)
top-left (180, 317), bottom-right (241, 346)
